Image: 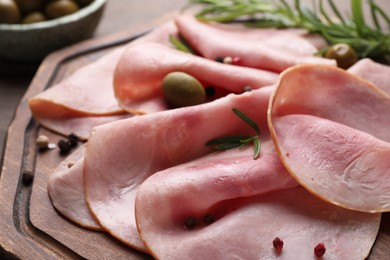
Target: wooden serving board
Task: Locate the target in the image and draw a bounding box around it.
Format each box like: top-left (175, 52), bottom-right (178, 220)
top-left (0, 15), bottom-right (389, 259)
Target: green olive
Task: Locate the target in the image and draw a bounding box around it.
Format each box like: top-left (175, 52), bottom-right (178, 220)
top-left (162, 72), bottom-right (206, 108)
top-left (14, 0), bottom-right (44, 14)
top-left (76, 0), bottom-right (93, 7)
top-left (22, 11), bottom-right (46, 23)
top-left (325, 43), bottom-right (358, 69)
top-left (0, 0), bottom-right (21, 24)
top-left (45, 0), bottom-right (79, 19)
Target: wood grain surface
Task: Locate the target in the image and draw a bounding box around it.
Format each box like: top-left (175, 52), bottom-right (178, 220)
top-left (1, 2), bottom-right (390, 259)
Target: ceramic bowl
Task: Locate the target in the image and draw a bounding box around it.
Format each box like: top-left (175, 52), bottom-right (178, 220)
top-left (0, 0), bottom-right (107, 61)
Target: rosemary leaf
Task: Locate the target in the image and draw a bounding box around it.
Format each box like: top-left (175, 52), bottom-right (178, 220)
top-left (232, 108), bottom-right (260, 135)
top-left (206, 108), bottom-right (262, 160)
top-left (206, 135), bottom-right (252, 145)
top-left (169, 34), bottom-right (194, 54)
top-left (253, 138), bottom-right (261, 159)
top-left (188, 0), bottom-right (390, 60)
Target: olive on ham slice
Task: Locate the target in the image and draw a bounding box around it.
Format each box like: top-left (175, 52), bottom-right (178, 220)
top-left (113, 42), bottom-right (278, 112)
top-left (268, 64), bottom-right (390, 213)
top-left (28, 21), bottom-right (178, 138)
top-left (84, 87), bottom-right (273, 251)
top-left (174, 15), bottom-right (336, 73)
top-left (135, 144), bottom-right (380, 259)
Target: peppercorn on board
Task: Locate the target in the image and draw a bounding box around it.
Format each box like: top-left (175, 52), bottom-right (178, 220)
top-left (1, 15), bottom-right (390, 260)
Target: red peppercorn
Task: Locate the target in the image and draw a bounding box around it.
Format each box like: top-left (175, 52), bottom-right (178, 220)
top-left (272, 237), bottom-right (284, 251)
top-left (232, 56), bottom-right (242, 65)
top-left (314, 243), bottom-right (326, 257)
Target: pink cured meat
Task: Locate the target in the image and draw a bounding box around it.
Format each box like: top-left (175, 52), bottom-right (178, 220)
top-left (37, 114), bottom-right (131, 141)
top-left (348, 58), bottom-right (390, 96)
top-left (84, 87), bottom-right (274, 251)
top-left (29, 21), bottom-right (177, 119)
top-left (174, 15), bottom-right (336, 73)
top-left (113, 42), bottom-right (278, 112)
top-left (28, 21), bottom-right (178, 138)
top-left (47, 146), bottom-right (102, 230)
top-left (268, 64), bottom-right (390, 212)
top-left (135, 145), bottom-right (380, 259)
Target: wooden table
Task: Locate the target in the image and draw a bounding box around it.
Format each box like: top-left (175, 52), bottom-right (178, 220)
top-left (0, 0), bottom-right (389, 259)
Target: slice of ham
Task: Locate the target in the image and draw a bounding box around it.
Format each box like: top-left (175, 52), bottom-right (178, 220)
top-left (37, 114), bottom-right (131, 141)
top-left (268, 64), bottom-right (390, 212)
top-left (84, 87), bottom-right (274, 251)
top-left (135, 145), bottom-right (380, 259)
top-left (348, 58), bottom-right (390, 96)
top-left (28, 21), bottom-right (178, 138)
top-left (113, 42), bottom-right (278, 112)
top-left (174, 15), bottom-right (336, 73)
top-left (47, 146), bottom-right (102, 230)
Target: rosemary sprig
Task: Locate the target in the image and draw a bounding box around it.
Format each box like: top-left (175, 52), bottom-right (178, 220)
top-left (188, 0), bottom-right (390, 61)
top-left (169, 34), bottom-right (194, 54)
top-left (206, 108), bottom-right (261, 159)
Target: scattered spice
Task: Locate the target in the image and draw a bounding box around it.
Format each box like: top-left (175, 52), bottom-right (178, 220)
top-left (67, 133), bottom-right (79, 148)
top-left (223, 56), bottom-right (233, 64)
top-left (57, 139), bottom-right (71, 155)
top-left (242, 85), bottom-right (253, 92)
top-left (272, 237), bottom-right (284, 251)
top-left (57, 133), bottom-right (80, 155)
top-left (205, 86), bottom-right (216, 97)
top-left (22, 170), bottom-right (34, 186)
top-left (232, 56), bottom-right (242, 65)
top-left (184, 217), bottom-right (197, 230)
top-left (67, 161), bottom-right (76, 168)
top-left (203, 214), bottom-right (215, 225)
top-left (36, 135), bottom-right (50, 150)
top-left (215, 56), bottom-right (224, 63)
top-left (314, 243), bottom-right (326, 257)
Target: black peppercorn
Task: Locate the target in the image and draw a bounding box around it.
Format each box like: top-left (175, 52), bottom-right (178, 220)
top-left (184, 217), bottom-right (197, 230)
top-left (204, 214), bottom-right (215, 225)
top-left (67, 133), bottom-right (79, 148)
top-left (22, 170), bottom-right (34, 186)
top-left (57, 139), bottom-right (71, 155)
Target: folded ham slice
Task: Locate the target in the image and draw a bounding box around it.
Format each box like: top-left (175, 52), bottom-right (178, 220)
top-left (268, 64), bottom-right (390, 213)
top-left (47, 146), bottom-right (102, 230)
top-left (28, 21), bottom-right (178, 138)
top-left (113, 42), bottom-right (278, 112)
top-left (135, 144), bottom-right (380, 259)
top-left (174, 15), bottom-right (336, 73)
top-left (348, 58), bottom-right (390, 96)
top-left (84, 87), bottom-right (274, 251)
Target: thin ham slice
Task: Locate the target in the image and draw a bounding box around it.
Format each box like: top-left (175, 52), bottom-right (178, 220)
top-left (47, 146), bottom-right (102, 230)
top-left (84, 87), bottom-right (273, 251)
top-left (174, 15), bottom-right (336, 73)
top-left (28, 21), bottom-right (178, 138)
top-left (135, 145), bottom-right (380, 259)
top-left (37, 114), bottom-right (131, 141)
top-left (268, 64), bottom-right (390, 212)
top-left (113, 42), bottom-right (278, 112)
top-left (348, 58), bottom-right (390, 96)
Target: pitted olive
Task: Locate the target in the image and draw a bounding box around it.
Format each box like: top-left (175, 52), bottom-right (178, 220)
top-left (0, 0), bottom-right (21, 24)
top-left (45, 0), bottom-right (79, 19)
top-left (325, 43), bottom-right (358, 69)
top-left (14, 0), bottom-right (44, 14)
top-left (162, 72), bottom-right (206, 108)
top-left (22, 11), bottom-right (46, 23)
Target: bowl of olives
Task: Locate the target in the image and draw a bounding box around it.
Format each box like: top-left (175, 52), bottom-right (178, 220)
top-left (0, 0), bottom-right (106, 61)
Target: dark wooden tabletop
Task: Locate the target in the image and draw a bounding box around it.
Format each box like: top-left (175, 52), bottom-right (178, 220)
top-left (0, 0), bottom-right (187, 158)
